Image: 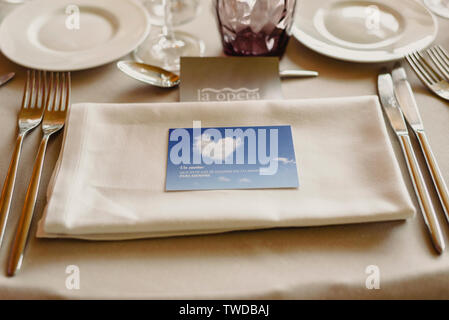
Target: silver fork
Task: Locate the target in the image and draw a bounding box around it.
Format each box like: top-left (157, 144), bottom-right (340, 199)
top-left (427, 45), bottom-right (449, 80)
top-left (0, 70), bottom-right (46, 248)
top-left (405, 51), bottom-right (449, 100)
top-left (7, 72), bottom-right (71, 277)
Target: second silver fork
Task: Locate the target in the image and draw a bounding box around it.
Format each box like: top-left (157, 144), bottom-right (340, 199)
top-left (427, 45), bottom-right (449, 80)
top-left (7, 72), bottom-right (71, 277)
top-left (406, 50), bottom-right (449, 100)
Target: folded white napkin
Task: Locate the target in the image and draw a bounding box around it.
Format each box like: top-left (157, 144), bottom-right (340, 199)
top-left (37, 96), bottom-right (415, 240)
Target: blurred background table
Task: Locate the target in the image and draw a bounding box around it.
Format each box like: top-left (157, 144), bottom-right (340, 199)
top-left (0, 1), bottom-right (448, 298)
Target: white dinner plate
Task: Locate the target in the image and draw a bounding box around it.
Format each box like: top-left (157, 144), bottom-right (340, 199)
top-left (292, 0), bottom-right (438, 63)
top-left (0, 0), bottom-right (151, 71)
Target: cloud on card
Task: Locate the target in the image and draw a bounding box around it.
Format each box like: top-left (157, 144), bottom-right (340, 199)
top-left (194, 133), bottom-right (243, 162)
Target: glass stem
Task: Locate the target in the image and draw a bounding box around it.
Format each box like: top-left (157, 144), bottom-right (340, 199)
top-left (162, 0), bottom-right (176, 42)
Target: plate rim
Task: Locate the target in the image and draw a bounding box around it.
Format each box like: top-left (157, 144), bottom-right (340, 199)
top-left (0, 0), bottom-right (151, 71)
top-left (292, 0), bottom-right (439, 63)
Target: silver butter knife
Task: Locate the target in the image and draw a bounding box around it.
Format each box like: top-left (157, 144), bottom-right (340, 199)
top-left (378, 71), bottom-right (445, 254)
top-left (393, 64), bottom-right (449, 227)
top-left (279, 69), bottom-right (319, 78)
top-left (0, 72), bottom-right (15, 87)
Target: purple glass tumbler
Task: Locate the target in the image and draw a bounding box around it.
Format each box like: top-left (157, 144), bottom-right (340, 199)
top-left (215, 0), bottom-right (297, 56)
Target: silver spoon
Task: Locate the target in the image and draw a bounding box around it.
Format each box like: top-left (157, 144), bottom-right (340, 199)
top-left (0, 72), bottom-right (15, 88)
top-left (117, 60), bottom-right (318, 89)
top-left (117, 61), bottom-right (180, 88)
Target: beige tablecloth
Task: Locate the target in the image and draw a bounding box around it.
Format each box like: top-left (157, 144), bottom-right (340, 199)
top-left (0, 1), bottom-right (449, 299)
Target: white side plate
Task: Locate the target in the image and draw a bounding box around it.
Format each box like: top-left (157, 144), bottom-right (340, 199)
top-left (0, 0), bottom-right (151, 71)
top-left (292, 0), bottom-right (438, 63)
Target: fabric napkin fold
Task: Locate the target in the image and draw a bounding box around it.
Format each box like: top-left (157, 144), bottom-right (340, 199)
top-left (37, 96), bottom-right (415, 240)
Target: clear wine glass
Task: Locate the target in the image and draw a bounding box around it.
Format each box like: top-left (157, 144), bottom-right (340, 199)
top-left (134, 0), bottom-right (205, 71)
top-left (143, 0), bottom-right (200, 26)
top-left (0, 0), bottom-right (26, 24)
top-left (424, 0), bottom-right (449, 19)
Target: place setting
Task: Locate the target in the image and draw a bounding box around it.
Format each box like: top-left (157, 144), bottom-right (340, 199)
top-left (0, 0), bottom-right (449, 301)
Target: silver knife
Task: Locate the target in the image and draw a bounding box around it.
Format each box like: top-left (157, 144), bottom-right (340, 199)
top-left (378, 71), bottom-right (445, 254)
top-left (0, 72), bottom-right (15, 87)
top-left (392, 64), bottom-right (449, 227)
top-left (279, 69), bottom-right (319, 78)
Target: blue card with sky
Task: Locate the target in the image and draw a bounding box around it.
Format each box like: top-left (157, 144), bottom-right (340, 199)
top-left (165, 124), bottom-right (299, 191)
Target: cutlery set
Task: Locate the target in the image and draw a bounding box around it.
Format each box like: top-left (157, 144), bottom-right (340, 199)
top-left (0, 70), bottom-right (70, 276)
top-left (0, 47), bottom-right (447, 275)
top-left (378, 56), bottom-right (449, 254)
